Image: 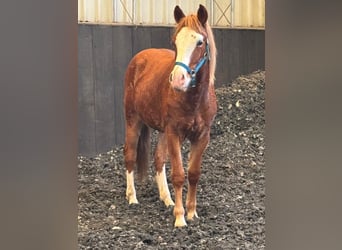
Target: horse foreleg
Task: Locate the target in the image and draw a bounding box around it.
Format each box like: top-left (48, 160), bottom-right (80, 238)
top-left (167, 130), bottom-right (186, 227)
top-left (124, 124), bottom-right (141, 204)
top-left (186, 134), bottom-right (209, 220)
top-left (154, 133), bottom-right (174, 207)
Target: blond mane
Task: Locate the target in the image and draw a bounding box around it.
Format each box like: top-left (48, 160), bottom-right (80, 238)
top-left (173, 14), bottom-right (217, 86)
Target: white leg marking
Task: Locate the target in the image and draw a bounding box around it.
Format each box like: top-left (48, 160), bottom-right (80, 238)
top-left (175, 215), bottom-right (187, 227)
top-left (155, 164), bottom-right (174, 207)
top-left (187, 210), bottom-right (198, 221)
top-left (126, 170), bottom-right (138, 204)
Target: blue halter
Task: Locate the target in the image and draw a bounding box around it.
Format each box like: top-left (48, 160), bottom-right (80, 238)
top-left (174, 43), bottom-right (210, 87)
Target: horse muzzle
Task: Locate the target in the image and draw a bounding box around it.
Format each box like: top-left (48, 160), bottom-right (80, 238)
top-left (169, 67), bottom-right (191, 92)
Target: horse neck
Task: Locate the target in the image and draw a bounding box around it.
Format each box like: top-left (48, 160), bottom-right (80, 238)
top-left (184, 65), bottom-right (210, 110)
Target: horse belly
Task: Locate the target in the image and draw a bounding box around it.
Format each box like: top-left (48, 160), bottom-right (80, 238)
top-left (136, 97), bottom-right (164, 131)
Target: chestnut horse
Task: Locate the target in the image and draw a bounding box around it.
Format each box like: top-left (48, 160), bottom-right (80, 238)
top-left (123, 4), bottom-right (217, 227)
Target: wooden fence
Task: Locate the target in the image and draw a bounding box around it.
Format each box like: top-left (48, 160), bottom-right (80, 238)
top-left (78, 24), bottom-right (265, 156)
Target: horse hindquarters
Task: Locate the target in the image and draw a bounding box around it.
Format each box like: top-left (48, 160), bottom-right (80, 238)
top-left (124, 57), bottom-right (151, 204)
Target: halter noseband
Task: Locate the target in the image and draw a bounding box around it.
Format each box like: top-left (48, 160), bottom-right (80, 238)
top-left (174, 43), bottom-right (210, 87)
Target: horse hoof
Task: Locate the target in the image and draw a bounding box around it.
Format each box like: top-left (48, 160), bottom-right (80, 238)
top-left (174, 216), bottom-right (187, 227)
top-left (187, 211), bottom-right (198, 221)
top-left (128, 200), bottom-right (139, 205)
top-left (126, 196), bottom-right (139, 205)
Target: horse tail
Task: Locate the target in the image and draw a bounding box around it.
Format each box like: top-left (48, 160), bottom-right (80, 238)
top-left (136, 124), bottom-right (151, 181)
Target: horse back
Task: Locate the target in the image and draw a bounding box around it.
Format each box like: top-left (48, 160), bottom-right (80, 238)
top-left (124, 49), bottom-right (175, 131)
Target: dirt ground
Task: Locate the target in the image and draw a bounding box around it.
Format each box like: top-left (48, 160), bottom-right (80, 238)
top-left (78, 70), bottom-right (265, 249)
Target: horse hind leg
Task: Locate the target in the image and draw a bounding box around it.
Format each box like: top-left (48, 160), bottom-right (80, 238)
top-left (124, 122), bottom-right (141, 204)
top-left (154, 132), bottom-right (174, 207)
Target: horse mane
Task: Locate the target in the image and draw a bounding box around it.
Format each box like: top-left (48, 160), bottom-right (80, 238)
top-left (172, 13), bottom-right (217, 86)
top-left (205, 22), bottom-right (217, 86)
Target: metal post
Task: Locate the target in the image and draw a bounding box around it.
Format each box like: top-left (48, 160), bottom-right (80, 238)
top-left (231, 0), bottom-right (234, 28)
top-left (113, 0), bottom-right (117, 22)
top-left (132, 0), bottom-right (136, 24)
top-left (210, 0), bottom-right (214, 26)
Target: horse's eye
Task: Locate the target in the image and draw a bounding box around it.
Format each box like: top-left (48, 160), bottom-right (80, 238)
top-left (196, 40), bottom-right (203, 47)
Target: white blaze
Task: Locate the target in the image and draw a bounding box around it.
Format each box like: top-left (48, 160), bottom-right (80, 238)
top-left (170, 27), bottom-right (204, 90)
top-left (175, 27), bottom-right (202, 66)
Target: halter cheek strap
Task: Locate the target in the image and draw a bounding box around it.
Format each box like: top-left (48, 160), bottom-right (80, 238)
top-left (174, 43), bottom-right (210, 87)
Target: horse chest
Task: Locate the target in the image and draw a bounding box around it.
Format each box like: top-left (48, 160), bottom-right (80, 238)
top-left (171, 113), bottom-right (207, 139)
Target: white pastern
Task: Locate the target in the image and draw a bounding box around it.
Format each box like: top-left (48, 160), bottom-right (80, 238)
top-left (155, 164), bottom-right (175, 207)
top-left (175, 215), bottom-right (187, 227)
top-left (126, 170), bottom-right (138, 204)
top-left (187, 210), bottom-right (198, 221)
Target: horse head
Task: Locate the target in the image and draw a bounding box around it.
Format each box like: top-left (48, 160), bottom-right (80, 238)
top-left (169, 5), bottom-right (210, 92)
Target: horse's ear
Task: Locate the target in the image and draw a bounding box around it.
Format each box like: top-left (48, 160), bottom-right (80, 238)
top-left (174, 5), bottom-right (185, 23)
top-left (197, 4), bottom-right (208, 26)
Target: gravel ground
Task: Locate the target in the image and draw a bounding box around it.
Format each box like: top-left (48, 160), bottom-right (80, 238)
top-left (78, 70), bottom-right (265, 249)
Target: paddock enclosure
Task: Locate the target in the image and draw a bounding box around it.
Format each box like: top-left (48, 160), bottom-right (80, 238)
top-left (78, 0), bottom-right (265, 156)
top-left (78, 1), bottom-right (265, 248)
